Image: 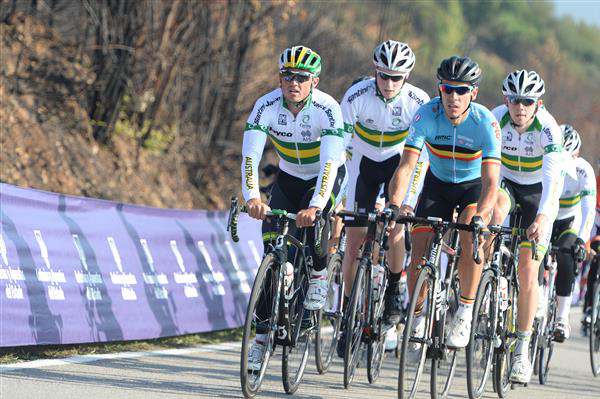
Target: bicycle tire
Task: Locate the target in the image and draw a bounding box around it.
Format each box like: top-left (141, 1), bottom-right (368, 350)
top-left (398, 267), bottom-right (433, 399)
top-left (344, 257), bottom-right (368, 388)
top-left (240, 253), bottom-right (282, 398)
top-left (537, 294), bottom-right (556, 384)
top-left (281, 250), bottom-right (312, 394)
top-left (590, 281), bottom-right (600, 376)
top-left (467, 269), bottom-right (496, 399)
top-left (493, 277), bottom-right (518, 398)
top-left (367, 263), bottom-right (387, 384)
top-left (430, 274), bottom-right (459, 399)
top-left (315, 253), bottom-right (343, 374)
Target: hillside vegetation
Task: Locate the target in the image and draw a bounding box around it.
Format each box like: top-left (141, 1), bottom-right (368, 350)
top-left (1, 0), bottom-right (598, 209)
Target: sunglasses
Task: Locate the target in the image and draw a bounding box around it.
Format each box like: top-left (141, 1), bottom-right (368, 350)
top-left (439, 84), bottom-right (474, 95)
top-left (377, 71), bottom-right (405, 82)
top-left (281, 70), bottom-right (313, 83)
top-left (508, 96), bottom-right (536, 106)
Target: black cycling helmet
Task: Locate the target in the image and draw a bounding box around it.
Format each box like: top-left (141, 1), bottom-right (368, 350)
top-left (437, 56), bottom-right (482, 86)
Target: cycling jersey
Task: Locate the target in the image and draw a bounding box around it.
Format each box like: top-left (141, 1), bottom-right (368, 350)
top-left (242, 88), bottom-right (345, 209)
top-left (341, 78), bottom-right (430, 162)
top-left (492, 105), bottom-right (564, 220)
top-left (558, 156), bottom-right (596, 241)
top-left (405, 97), bottom-right (501, 184)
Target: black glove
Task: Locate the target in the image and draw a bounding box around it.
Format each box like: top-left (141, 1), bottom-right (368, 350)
top-left (387, 204), bottom-right (401, 222)
top-left (574, 237), bottom-right (586, 263)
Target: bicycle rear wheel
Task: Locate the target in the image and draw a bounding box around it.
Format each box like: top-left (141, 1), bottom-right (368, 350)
top-left (344, 257), bottom-right (368, 388)
top-left (240, 253), bottom-right (281, 398)
top-left (590, 282), bottom-right (600, 376)
top-left (399, 268), bottom-right (433, 399)
top-left (315, 253), bottom-right (343, 374)
top-left (282, 256), bottom-right (311, 394)
top-left (467, 270), bottom-right (496, 399)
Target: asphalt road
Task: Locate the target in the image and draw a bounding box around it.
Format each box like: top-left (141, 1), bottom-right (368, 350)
top-left (1, 307), bottom-right (598, 399)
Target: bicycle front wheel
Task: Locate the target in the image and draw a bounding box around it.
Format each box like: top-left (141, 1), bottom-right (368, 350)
top-left (344, 257), bottom-right (368, 389)
top-left (367, 264), bottom-right (387, 384)
top-left (493, 279), bottom-right (518, 398)
top-left (315, 253), bottom-right (343, 374)
top-left (590, 281), bottom-right (600, 376)
top-left (399, 267), bottom-right (433, 399)
top-left (467, 270), bottom-right (496, 399)
top-left (240, 253), bottom-right (281, 398)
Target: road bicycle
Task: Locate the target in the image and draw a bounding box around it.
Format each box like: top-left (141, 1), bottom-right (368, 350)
top-left (228, 197), bottom-right (323, 397)
top-left (336, 208), bottom-right (394, 388)
top-left (396, 215), bottom-right (482, 399)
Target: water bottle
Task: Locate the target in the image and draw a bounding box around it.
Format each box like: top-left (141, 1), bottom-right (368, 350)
top-left (372, 264), bottom-right (385, 299)
top-left (498, 276), bottom-right (508, 311)
top-left (284, 262), bottom-right (294, 299)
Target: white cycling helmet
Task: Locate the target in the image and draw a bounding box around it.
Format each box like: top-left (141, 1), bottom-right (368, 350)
top-left (502, 69), bottom-right (545, 98)
top-left (561, 124), bottom-right (581, 154)
top-left (373, 40), bottom-right (415, 75)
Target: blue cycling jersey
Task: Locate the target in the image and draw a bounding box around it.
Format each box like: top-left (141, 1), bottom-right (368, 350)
top-left (405, 97), bottom-right (501, 184)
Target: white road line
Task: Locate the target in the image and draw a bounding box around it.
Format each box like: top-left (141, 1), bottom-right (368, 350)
top-left (0, 341), bottom-right (241, 372)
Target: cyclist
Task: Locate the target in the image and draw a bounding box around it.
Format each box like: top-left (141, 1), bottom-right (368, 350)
top-left (337, 40), bottom-right (429, 355)
top-left (387, 56), bottom-right (501, 352)
top-left (551, 125), bottom-right (596, 342)
top-left (241, 45), bottom-right (347, 370)
top-left (488, 69), bottom-right (564, 383)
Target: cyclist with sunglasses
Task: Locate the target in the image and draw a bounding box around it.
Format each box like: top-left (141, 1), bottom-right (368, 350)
top-left (488, 69), bottom-right (564, 384)
top-left (241, 45), bottom-right (347, 371)
top-left (387, 56), bottom-right (501, 355)
top-left (337, 40), bottom-right (429, 354)
top-left (550, 124), bottom-right (596, 342)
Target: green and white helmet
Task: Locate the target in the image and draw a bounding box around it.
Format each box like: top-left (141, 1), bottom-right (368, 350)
top-left (373, 40), bottom-right (415, 74)
top-left (278, 45), bottom-right (321, 76)
top-left (502, 69), bottom-right (545, 98)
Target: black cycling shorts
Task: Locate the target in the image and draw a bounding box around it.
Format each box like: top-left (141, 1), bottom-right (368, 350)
top-left (415, 170), bottom-right (481, 223)
top-left (500, 178), bottom-right (542, 230)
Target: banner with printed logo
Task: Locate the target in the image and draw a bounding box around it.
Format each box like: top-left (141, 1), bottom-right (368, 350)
top-left (0, 183), bottom-right (262, 347)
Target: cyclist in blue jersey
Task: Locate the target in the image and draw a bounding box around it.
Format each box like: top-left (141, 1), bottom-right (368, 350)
top-left (387, 56), bottom-right (501, 353)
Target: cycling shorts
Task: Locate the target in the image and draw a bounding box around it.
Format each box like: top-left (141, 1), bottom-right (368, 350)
top-left (414, 170), bottom-right (481, 225)
top-left (551, 216), bottom-right (576, 244)
top-left (345, 152), bottom-right (400, 227)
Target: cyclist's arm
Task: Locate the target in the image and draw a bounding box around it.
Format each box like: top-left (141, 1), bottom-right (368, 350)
top-left (340, 85), bottom-right (361, 151)
top-left (308, 104), bottom-right (345, 210)
top-left (389, 149), bottom-right (420, 206)
top-left (402, 150), bottom-right (429, 210)
top-left (537, 123), bottom-right (565, 222)
top-left (241, 100), bottom-right (270, 203)
top-left (477, 161), bottom-right (500, 218)
top-left (579, 160), bottom-right (597, 241)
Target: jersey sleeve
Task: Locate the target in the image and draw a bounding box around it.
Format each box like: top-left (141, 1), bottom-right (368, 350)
top-left (309, 101), bottom-right (345, 209)
top-left (537, 117), bottom-right (565, 220)
top-left (481, 114), bottom-right (502, 166)
top-left (241, 100), bottom-right (270, 202)
top-left (404, 107), bottom-right (427, 157)
top-left (578, 160), bottom-right (597, 240)
top-left (340, 87), bottom-right (359, 150)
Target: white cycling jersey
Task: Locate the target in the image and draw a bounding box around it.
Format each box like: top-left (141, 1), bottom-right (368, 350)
top-left (557, 156), bottom-right (597, 241)
top-left (341, 78), bottom-right (430, 162)
top-left (242, 88), bottom-right (345, 209)
top-left (492, 105), bottom-right (564, 220)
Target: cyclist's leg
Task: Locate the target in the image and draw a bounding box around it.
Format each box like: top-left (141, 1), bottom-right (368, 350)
top-left (485, 179), bottom-right (514, 259)
top-left (554, 218), bottom-right (577, 341)
top-left (303, 164), bottom-right (348, 310)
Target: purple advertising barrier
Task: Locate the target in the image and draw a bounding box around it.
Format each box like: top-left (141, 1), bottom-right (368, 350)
top-left (0, 183), bottom-right (263, 347)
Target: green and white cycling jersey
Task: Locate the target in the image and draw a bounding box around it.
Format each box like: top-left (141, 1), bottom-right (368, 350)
top-left (341, 78), bottom-right (430, 162)
top-left (242, 88), bottom-right (345, 209)
top-left (492, 105), bottom-right (564, 220)
top-left (558, 156), bottom-right (597, 241)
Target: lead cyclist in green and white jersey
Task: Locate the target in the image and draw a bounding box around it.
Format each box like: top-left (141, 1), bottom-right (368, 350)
top-left (242, 45), bottom-right (347, 371)
top-left (551, 124), bottom-right (596, 342)
top-left (488, 69), bottom-right (564, 384)
top-left (339, 40), bottom-right (429, 338)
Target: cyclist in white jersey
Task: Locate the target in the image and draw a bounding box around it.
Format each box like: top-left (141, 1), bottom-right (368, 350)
top-left (488, 70), bottom-right (564, 383)
top-left (241, 45), bottom-right (347, 370)
top-left (339, 40), bottom-right (429, 340)
top-left (551, 125), bottom-right (596, 341)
